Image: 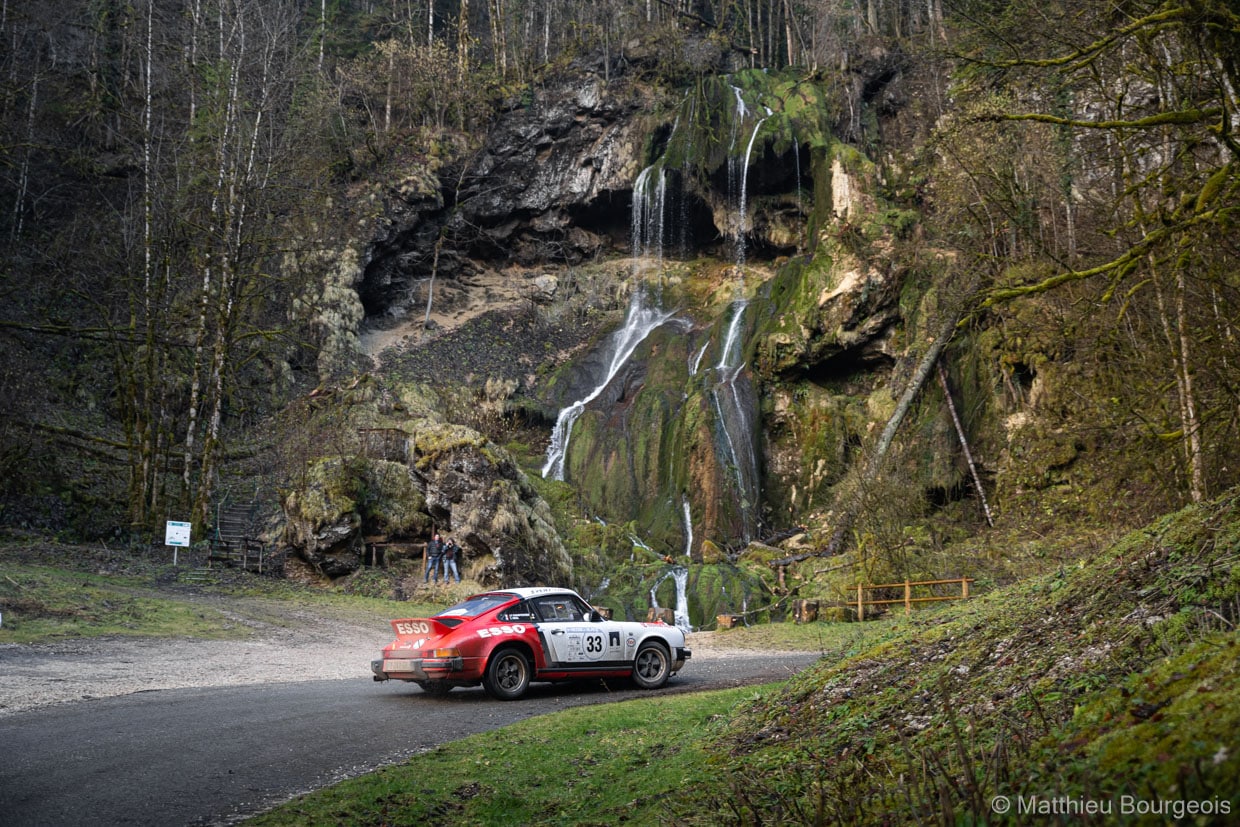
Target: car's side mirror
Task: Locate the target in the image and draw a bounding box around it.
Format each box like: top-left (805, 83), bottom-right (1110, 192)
top-left (589, 610), bottom-right (603, 622)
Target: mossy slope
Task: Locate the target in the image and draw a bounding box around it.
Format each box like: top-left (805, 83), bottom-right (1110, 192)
top-left (684, 487), bottom-right (1240, 824)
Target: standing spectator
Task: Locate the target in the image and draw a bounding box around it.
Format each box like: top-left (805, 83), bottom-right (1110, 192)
top-left (423, 533), bottom-right (443, 583)
top-left (442, 537), bottom-right (462, 583)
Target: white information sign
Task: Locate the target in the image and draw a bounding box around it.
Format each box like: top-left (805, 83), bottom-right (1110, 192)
top-left (165, 521), bottom-right (192, 547)
top-left (165, 520), bottom-right (192, 566)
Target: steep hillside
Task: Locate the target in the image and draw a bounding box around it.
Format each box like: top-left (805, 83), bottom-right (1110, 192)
top-left (682, 489), bottom-right (1240, 824)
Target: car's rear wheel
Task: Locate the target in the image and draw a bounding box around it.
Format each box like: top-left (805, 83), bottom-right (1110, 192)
top-left (415, 680), bottom-right (454, 696)
top-left (631, 641), bottom-right (671, 689)
top-left (483, 647), bottom-right (531, 700)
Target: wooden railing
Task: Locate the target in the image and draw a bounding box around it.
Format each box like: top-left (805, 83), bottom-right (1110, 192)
top-left (848, 577), bottom-right (974, 620)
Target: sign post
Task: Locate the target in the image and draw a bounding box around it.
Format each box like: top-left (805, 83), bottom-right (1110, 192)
top-left (165, 520), bottom-right (192, 566)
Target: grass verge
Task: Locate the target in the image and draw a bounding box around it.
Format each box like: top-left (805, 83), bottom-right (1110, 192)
top-left (679, 489), bottom-right (1240, 825)
top-left (247, 684), bottom-right (773, 826)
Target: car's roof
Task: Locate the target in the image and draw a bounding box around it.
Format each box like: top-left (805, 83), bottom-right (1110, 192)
top-left (481, 586), bottom-right (579, 600)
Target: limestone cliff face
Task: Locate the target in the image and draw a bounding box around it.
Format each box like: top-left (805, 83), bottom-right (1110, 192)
top-left (348, 48), bottom-right (961, 559)
top-left (357, 67), bottom-right (667, 323)
top-left (280, 419), bottom-right (572, 586)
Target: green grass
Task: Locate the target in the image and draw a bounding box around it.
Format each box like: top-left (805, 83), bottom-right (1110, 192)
top-left (678, 490), bottom-right (1240, 825)
top-left (703, 612), bottom-right (910, 654)
top-left (247, 684), bottom-right (774, 827)
top-left (0, 565), bottom-right (248, 643)
top-left (0, 544), bottom-right (443, 644)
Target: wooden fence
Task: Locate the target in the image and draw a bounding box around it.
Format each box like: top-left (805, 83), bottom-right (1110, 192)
top-left (848, 577), bottom-right (974, 620)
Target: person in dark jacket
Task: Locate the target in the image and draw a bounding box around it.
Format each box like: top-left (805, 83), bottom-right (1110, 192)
top-left (442, 537), bottom-right (462, 583)
top-left (423, 533), bottom-right (443, 583)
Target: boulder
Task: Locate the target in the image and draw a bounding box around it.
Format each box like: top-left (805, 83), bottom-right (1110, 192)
top-left (280, 420), bottom-right (572, 587)
top-left (409, 421), bottom-right (573, 587)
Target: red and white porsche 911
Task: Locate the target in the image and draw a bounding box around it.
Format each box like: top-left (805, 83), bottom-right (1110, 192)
top-left (371, 586), bottom-right (690, 700)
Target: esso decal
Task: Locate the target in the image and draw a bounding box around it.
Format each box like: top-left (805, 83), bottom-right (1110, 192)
top-left (477, 624), bottom-right (527, 639)
top-left (395, 621), bottom-right (431, 635)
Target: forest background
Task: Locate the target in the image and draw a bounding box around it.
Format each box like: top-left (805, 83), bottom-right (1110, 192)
top-left (0, 0), bottom-right (1237, 565)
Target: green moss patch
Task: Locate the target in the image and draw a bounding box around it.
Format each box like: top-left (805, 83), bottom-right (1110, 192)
top-left (680, 487), bottom-right (1240, 824)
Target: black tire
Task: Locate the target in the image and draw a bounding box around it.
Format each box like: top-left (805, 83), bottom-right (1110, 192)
top-left (631, 641), bottom-right (672, 689)
top-left (415, 680), bottom-right (454, 696)
top-left (482, 647), bottom-right (531, 700)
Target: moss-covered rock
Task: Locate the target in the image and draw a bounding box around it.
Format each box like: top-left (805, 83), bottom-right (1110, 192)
top-left (280, 457), bottom-right (366, 577)
top-left (410, 419), bottom-right (573, 587)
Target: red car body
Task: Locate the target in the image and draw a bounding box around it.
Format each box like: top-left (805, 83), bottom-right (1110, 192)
top-left (371, 586), bottom-right (690, 699)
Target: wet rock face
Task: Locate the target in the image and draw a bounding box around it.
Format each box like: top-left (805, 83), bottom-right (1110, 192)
top-left (358, 70), bottom-right (661, 322)
top-left (279, 423), bottom-right (572, 586)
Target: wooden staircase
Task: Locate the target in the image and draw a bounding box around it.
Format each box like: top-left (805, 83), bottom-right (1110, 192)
top-left (207, 500), bottom-right (267, 573)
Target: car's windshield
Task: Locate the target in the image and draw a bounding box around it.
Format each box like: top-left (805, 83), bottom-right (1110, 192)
top-left (435, 593), bottom-right (516, 623)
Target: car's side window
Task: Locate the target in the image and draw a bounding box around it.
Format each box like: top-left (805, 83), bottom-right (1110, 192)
top-left (533, 596), bottom-right (581, 622)
top-left (570, 595), bottom-right (596, 620)
top-left (498, 600), bottom-right (536, 623)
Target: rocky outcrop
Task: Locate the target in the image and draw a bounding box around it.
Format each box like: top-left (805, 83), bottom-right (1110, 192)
top-left (407, 422), bottom-right (573, 586)
top-left (358, 68), bottom-right (665, 323)
top-left (280, 419), bottom-right (571, 586)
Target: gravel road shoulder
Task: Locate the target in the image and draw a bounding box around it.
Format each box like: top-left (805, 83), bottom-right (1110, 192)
top-left (0, 600), bottom-right (804, 717)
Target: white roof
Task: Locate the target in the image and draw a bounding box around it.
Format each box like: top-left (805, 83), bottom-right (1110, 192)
top-left (489, 586), bottom-right (579, 599)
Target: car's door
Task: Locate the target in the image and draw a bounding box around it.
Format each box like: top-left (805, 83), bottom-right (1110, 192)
top-left (531, 593), bottom-right (625, 666)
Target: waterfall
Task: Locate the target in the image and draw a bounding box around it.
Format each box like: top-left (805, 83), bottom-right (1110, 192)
top-left (650, 565), bottom-right (692, 632)
top-left (717, 298), bottom-right (748, 371)
top-left (631, 164), bottom-right (667, 268)
top-left (681, 495), bottom-right (693, 557)
top-left (541, 288), bottom-right (675, 480)
top-left (689, 341), bottom-right (710, 376)
top-left (712, 300), bottom-right (760, 542)
top-left (729, 85), bottom-right (749, 154)
top-left (735, 115), bottom-right (768, 269)
top-left (726, 85), bottom-right (750, 243)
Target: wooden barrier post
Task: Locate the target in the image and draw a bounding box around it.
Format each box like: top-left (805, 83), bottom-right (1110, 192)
top-left (848, 577), bottom-right (976, 621)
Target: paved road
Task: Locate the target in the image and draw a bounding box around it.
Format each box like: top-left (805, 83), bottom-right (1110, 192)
top-left (0, 652), bottom-right (818, 826)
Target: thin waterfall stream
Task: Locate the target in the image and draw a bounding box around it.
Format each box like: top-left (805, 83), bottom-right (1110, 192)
top-left (541, 289), bottom-right (674, 480)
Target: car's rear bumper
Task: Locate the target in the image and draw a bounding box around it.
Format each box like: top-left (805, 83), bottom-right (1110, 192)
top-left (371, 655), bottom-right (466, 682)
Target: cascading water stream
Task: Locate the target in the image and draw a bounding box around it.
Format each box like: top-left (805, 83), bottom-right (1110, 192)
top-left (541, 289), bottom-right (675, 480)
top-left (689, 341), bottom-right (710, 376)
top-left (712, 299), bottom-right (760, 542)
top-left (542, 156), bottom-right (679, 481)
top-left (681, 495), bottom-right (693, 557)
top-left (650, 565), bottom-right (692, 632)
top-left (631, 164), bottom-right (668, 270)
top-left (735, 114), bottom-right (769, 270)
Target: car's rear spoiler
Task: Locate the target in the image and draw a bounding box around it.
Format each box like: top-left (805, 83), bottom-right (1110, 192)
top-left (389, 618), bottom-right (453, 641)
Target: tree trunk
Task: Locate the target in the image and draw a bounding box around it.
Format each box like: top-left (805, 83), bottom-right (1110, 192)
top-left (821, 291), bottom-right (973, 558)
top-left (937, 362), bottom-right (994, 526)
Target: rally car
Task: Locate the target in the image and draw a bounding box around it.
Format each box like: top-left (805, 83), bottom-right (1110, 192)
top-left (371, 586), bottom-right (690, 700)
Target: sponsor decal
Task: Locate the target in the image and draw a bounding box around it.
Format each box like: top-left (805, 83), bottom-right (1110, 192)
top-left (395, 620), bottom-right (432, 635)
top-left (477, 624), bottom-right (527, 639)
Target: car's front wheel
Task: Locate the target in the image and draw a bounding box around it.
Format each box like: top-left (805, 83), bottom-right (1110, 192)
top-left (631, 641), bottom-right (671, 689)
top-left (483, 647), bottom-right (531, 700)
top-left (415, 680), bottom-right (454, 696)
